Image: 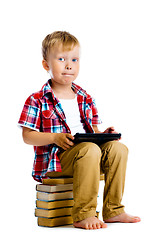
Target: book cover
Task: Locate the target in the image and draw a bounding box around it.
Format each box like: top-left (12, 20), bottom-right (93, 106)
top-left (37, 190), bottom-right (73, 201)
top-left (36, 199), bottom-right (74, 209)
top-left (38, 215), bottom-right (73, 227)
top-left (36, 183), bottom-right (73, 193)
top-left (35, 207), bottom-right (72, 218)
top-left (42, 178), bottom-right (74, 185)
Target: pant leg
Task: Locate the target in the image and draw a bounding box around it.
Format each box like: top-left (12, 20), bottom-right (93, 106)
top-left (99, 141), bottom-right (128, 220)
top-left (46, 142), bottom-right (102, 222)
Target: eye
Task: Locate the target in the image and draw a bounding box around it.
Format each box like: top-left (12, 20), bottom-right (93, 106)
top-left (72, 58), bottom-right (78, 62)
top-left (58, 57), bottom-right (65, 61)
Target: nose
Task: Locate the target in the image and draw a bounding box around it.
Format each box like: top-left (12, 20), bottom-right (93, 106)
top-left (66, 64), bottom-right (72, 70)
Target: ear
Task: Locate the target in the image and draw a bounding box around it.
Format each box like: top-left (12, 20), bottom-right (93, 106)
top-left (42, 59), bottom-right (50, 71)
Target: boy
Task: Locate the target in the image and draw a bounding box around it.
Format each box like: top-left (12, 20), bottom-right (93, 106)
top-left (18, 31), bottom-right (141, 230)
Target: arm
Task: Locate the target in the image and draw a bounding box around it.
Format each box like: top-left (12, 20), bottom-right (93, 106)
top-left (22, 127), bottom-right (75, 150)
top-left (22, 127), bottom-right (55, 146)
top-left (92, 125), bottom-right (102, 133)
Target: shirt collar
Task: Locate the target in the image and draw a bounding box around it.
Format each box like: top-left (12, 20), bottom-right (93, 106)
top-left (41, 79), bottom-right (88, 99)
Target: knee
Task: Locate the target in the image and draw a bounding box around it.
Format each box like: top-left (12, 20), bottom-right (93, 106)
top-left (77, 142), bottom-right (102, 163)
top-left (113, 141), bottom-right (128, 153)
top-left (109, 141), bottom-right (128, 160)
top-left (108, 141), bottom-right (128, 160)
top-left (101, 141), bottom-right (128, 172)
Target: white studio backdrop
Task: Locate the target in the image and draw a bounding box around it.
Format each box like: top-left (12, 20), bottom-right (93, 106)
top-left (0, 0), bottom-right (160, 239)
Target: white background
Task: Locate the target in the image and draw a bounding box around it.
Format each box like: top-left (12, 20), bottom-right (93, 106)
top-left (0, 0), bottom-right (160, 239)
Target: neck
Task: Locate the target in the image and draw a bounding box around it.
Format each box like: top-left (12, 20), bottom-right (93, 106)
top-left (51, 81), bottom-right (72, 93)
top-left (50, 80), bottom-right (75, 99)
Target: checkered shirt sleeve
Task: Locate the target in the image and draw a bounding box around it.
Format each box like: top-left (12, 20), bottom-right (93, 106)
top-left (18, 95), bottom-right (41, 131)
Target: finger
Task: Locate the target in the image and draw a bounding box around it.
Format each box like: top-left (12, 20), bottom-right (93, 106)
top-left (66, 138), bottom-right (74, 146)
top-left (61, 145), bottom-right (68, 150)
top-left (109, 129), bottom-right (114, 133)
top-left (109, 126), bottom-right (115, 131)
top-left (64, 139), bottom-right (74, 148)
top-left (62, 143), bottom-right (71, 150)
top-left (66, 133), bottom-right (75, 140)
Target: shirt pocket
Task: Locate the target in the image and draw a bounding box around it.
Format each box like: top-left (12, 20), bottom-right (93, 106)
top-left (41, 110), bottom-right (60, 132)
top-left (42, 110), bottom-right (57, 119)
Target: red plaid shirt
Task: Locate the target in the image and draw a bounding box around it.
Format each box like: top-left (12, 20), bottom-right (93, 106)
top-left (18, 79), bottom-right (102, 182)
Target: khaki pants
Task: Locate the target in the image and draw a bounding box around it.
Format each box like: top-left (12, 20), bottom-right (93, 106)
top-left (46, 141), bottom-right (128, 222)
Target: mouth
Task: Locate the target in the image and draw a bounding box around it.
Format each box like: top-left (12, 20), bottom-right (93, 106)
top-left (62, 73), bottom-right (74, 76)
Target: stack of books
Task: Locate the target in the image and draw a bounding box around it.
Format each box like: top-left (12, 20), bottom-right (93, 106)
top-left (35, 175), bottom-right (104, 227)
top-left (35, 177), bottom-right (74, 227)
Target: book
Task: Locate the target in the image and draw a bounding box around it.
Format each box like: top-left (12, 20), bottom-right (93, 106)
top-left (36, 183), bottom-right (73, 192)
top-left (42, 174), bottom-right (104, 185)
top-left (37, 190), bottom-right (73, 201)
top-left (35, 207), bottom-right (72, 218)
top-left (36, 199), bottom-right (74, 209)
top-left (42, 178), bottom-right (74, 185)
top-left (38, 215), bottom-right (73, 227)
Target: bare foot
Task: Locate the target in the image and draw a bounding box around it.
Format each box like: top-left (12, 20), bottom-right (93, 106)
top-left (73, 216), bottom-right (107, 230)
top-left (104, 212), bottom-right (141, 223)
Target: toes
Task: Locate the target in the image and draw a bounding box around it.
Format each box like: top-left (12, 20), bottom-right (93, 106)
top-left (88, 224), bottom-right (93, 230)
top-left (133, 216), bottom-right (141, 223)
top-left (102, 222), bottom-right (108, 228)
top-left (96, 223), bottom-right (101, 229)
top-left (99, 220), bottom-right (107, 228)
top-left (73, 217), bottom-right (108, 230)
top-left (84, 223), bottom-right (89, 230)
top-left (128, 215), bottom-right (141, 223)
top-left (92, 223), bottom-right (97, 229)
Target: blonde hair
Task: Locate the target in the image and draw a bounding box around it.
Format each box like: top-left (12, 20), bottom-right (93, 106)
top-left (42, 31), bottom-right (80, 61)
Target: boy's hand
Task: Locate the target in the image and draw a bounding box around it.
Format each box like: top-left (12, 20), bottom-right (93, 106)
top-left (54, 133), bottom-right (75, 150)
top-left (103, 126), bottom-right (116, 133)
top-left (103, 126), bottom-right (121, 140)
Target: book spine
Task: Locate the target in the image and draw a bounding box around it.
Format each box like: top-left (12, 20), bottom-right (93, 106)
top-left (38, 216), bottom-right (73, 227)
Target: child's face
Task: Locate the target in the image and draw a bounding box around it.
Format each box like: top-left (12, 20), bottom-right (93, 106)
top-left (44, 44), bottom-right (80, 86)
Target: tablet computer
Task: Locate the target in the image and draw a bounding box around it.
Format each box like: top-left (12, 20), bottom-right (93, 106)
top-left (73, 133), bottom-right (121, 144)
